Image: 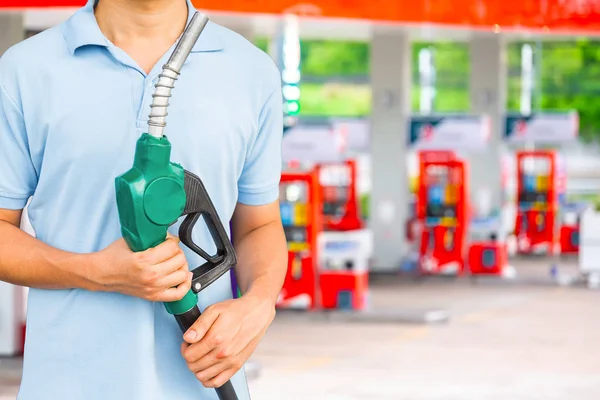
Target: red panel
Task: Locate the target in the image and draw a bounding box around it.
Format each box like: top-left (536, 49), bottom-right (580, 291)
top-left (468, 242), bottom-right (507, 276)
top-left (0, 0), bottom-right (84, 8)
top-left (4, 0), bottom-right (600, 32)
top-left (560, 225), bottom-right (579, 255)
top-left (319, 271), bottom-right (368, 310)
top-left (419, 226), bottom-right (466, 275)
top-left (277, 251), bottom-right (319, 309)
top-left (515, 211), bottom-right (558, 254)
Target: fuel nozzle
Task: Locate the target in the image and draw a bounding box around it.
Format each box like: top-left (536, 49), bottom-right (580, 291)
top-left (116, 12), bottom-right (239, 400)
top-left (148, 12), bottom-right (209, 138)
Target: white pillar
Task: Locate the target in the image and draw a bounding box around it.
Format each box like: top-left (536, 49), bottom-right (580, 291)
top-left (0, 13), bottom-right (25, 56)
top-left (369, 30), bottom-right (411, 271)
top-left (469, 33), bottom-right (507, 219)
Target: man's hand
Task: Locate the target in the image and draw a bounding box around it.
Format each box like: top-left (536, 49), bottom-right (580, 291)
top-left (89, 236), bottom-right (192, 302)
top-left (181, 293), bottom-right (276, 388)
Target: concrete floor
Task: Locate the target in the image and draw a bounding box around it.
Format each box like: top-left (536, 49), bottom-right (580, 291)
top-left (2, 258), bottom-right (599, 399)
top-left (249, 258), bottom-right (600, 400)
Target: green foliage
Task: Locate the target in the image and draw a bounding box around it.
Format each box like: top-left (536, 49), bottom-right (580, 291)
top-left (506, 43), bottom-right (522, 111)
top-left (254, 37), bottom-right (269, 54)
top-left (360, 193), bottom-right (370, 220)
top-left (301, 40), bottom-right (370, 76)
top-left (254, 36), bottom-right (600, 139)
top-left (416, 42), bottom-right (471, 112)
top-left (299, 83), bottom-right (371, 116)
top-left (536, 40), bottom-right (600, 141)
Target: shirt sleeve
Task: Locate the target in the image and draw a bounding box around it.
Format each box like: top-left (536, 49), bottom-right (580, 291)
top-left (0, 84), bottom-right (37, 210)
top-left (237, 83), bottom-right (283, 206)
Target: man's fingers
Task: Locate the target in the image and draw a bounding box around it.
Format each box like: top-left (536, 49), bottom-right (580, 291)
top-left (194, 362), bottom-right (231, 387)
top-left (185, 347), bottom-right (221, 374)
top-left (183, 311), bottom-right (235, 365)
top-left (204, 368), bottom-right (238, 389)
top-left (189, 333), bottom-right (257, 372)
top-left (156, 274), bottom-right (192, 302)
top-left (183, 308), bottom-right (220, 344)
top-left (152, 266), bottom-right (190, 290)
top-left (153, 251), bottom-right (188, 276)
top-left (142, 236), bottom-right (181, 264)
top-left (205, 338), bottom-right (259, 389)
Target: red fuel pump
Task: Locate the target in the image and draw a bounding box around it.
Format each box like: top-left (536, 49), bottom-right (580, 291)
top-left (317, 159), bottom-right (362, 231)
top-left (408, 151), bottom-right (456, 244)
top-left (417, 155), bottom-right (469, 275)
top-left (277, 170), bottom-right (323, 310)
top-left (316, 160), bottom-right (369, 311)
top-left (514, 150), bottom-right (565, 255)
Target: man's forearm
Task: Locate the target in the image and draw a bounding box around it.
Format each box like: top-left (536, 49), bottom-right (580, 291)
top-left (233, 220), bottom-right (287, 305)
top-left (0, 221), bottom-right (96, 290)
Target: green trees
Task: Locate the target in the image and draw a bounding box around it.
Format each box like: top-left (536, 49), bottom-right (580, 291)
top-left (255, 37), bottom-right (600, 140)
top-left (537, 40), bottom-right (600, 141)
top-left (300, 40), bottom-right (370, 76)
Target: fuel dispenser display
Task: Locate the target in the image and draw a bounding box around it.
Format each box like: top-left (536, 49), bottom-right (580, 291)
top-left (408, 151), bottom-right (456, 244)
top-left (318, 160), bottom-right (362, 231)
top-left (515, 150), bottom-right (565, 255)
top-left (277, 170), bottom-right (322, 310)
top-left (417, 156), bottom-right (469, 275)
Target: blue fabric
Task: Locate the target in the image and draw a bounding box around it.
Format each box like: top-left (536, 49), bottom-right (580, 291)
top-left (0, 0), bottom-right (282, 399)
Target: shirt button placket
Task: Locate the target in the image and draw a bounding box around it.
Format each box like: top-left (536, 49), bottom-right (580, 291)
top-left (137, 77), bottom-right (157, 132)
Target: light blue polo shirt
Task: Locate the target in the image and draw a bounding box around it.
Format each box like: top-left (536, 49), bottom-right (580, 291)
top-left (0, 0), bottom-right (282, 399)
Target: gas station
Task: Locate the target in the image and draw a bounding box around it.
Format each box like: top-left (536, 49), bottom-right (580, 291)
top-left (2, 1), bottom-right (600, 399)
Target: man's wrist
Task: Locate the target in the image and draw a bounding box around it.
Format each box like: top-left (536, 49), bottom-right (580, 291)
top-left (243, 281), bottom-right (278, 309)
top-left (61, 251), bottom-right (103, 292)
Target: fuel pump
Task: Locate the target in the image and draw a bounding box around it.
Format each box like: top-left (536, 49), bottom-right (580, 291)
top-left (408, 151), bottom-right (456, 243)
top-left (277, 170), bottom-right (322, 309)
top-left (514, 150), bottom-right (564, 255)
top-left (115, 13), bottom-right (238, 400)
top-left (417, 156), bottom-right (469, 275)
top-left (318, 159), bottom-right (362, 231)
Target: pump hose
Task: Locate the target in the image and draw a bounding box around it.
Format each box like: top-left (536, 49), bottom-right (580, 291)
top-left (176, 307), bottom-right (239, 400)
top-left (147, 12), bottom-right (239, 400)
top-left (148, 12), bottom-right (209, 138)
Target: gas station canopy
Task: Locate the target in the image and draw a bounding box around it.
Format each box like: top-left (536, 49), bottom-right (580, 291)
top-left (3, 0), bottom-right (600, 34)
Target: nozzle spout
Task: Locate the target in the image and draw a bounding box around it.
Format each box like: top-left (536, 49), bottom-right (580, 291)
top-left (148, 12), bottom-right (210, 138)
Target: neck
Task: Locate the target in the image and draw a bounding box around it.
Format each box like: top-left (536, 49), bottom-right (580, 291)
top-left (94, 0), bottom-right (188, 45)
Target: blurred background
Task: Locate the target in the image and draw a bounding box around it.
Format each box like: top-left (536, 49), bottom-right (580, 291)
top-left (2, 1), bottom-right (600, 399)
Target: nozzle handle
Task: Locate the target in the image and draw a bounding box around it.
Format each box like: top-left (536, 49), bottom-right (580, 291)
top-left (179, 170), bottom-right (237, 293)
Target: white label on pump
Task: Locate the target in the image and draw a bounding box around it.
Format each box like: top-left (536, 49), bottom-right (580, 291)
top-left (319, 165), bottom-right (351, 187)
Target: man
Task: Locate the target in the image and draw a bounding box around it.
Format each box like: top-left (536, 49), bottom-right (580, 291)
top-left (0, 0), bottom-right (287, 399)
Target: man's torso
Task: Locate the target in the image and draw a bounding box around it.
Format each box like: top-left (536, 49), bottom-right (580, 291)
top-left (0, 8), bottom-right (276, 399)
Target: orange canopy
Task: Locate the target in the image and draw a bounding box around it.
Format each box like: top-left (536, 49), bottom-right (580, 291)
top-left (194, 0), bottom-right (600, 32)
top-left (2, 0), bottom-right (600, 33)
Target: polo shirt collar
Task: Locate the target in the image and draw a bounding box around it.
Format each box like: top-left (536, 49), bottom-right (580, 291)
top-left (63, 0), bottom-right (224, 55)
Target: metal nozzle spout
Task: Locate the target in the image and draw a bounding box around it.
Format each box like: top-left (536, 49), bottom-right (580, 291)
top-left (148, 12), bottom-right (210, 138)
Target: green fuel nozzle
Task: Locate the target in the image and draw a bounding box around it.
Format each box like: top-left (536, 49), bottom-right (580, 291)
top-left (114, 12), bottom-right (239, 400)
